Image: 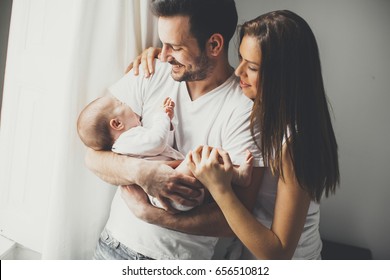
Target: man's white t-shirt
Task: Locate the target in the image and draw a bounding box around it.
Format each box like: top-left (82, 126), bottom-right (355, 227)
top-left (105, 61), bottom-right (262, 259)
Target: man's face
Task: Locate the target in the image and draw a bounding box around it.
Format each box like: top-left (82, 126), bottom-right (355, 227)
top-left (158, 15), bottom-right (214, 82)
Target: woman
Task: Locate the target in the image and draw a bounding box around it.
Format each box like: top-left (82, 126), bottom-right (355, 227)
top-left (129, 10), bottom-right (339, 259)
top-left (187, 10), bottom-right (339, 259)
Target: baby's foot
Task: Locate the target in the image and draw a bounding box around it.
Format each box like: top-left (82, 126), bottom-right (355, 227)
top-left (232, 150), bottom-right (254, 187)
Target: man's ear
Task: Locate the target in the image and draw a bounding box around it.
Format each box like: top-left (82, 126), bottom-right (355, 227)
top-left (110, 118), bottom-right (124, 130)
top-left (207, 33), bottom-right (224, 56)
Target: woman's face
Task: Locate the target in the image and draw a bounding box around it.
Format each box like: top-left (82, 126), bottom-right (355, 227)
top-left (235, 35), bottom-right (262, 100)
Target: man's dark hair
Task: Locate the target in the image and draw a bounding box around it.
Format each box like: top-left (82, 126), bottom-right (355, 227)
top-left (151, 0), bottom-right (238, 51)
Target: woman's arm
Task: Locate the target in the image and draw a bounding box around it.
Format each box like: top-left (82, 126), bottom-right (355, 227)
top-left (187, 145), bottom-right (311, 259)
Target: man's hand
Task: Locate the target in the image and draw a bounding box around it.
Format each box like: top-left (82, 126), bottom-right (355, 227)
top-left (140, 162), bottom-right (204, 212)
top-left (85, 149), bottom-right (203, 212)
top-left (125, 47), bottom-right (162, 76)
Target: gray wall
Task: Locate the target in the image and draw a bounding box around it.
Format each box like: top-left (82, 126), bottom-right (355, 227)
top-left (0, 0), bottom-right (13, 117)
top-left (232, 0), bottom-right (390, 259)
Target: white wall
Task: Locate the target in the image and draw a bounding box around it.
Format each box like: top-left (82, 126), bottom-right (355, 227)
top-left (232, 0), bottom-right (390, 259)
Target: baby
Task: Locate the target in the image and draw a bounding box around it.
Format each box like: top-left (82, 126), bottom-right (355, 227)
top-left (77, 94), bottom-right (253, 211)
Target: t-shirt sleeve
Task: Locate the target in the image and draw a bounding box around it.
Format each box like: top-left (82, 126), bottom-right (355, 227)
top-left (222, 102), bottom-right (264, 168)
top-left (108, 69), bottom-right (146, 116)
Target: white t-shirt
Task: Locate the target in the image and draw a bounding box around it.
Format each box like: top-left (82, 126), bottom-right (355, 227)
top-left (105, 61), bottom-right (262, 259)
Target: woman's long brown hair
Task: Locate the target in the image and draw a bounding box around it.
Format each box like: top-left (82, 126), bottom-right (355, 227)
top-left (240, 10), bottom-right (339, 202)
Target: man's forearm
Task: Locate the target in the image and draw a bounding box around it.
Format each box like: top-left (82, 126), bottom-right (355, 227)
top-left (147, 202), bottom-right (235, 237)
top-left (85, 148), bottom-right (148, 186)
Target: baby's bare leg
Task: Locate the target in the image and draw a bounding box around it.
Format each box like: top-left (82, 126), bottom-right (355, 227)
top-left (232, 150), bottom-right (254, 187)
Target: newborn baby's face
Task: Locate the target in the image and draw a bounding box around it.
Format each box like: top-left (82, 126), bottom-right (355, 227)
top-left (113, 99), bottom-right (141, 131)
top-left (122, 108), bottom-right (141, 131)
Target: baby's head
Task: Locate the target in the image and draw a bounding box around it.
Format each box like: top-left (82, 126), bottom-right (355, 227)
top-left (77, 95), bottom-right (140, 151)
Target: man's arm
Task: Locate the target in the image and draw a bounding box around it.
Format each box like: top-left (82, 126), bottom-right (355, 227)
top-left (121, 167), bottom-right (264, 236)
top-left (85, 148), bottom-right (145, 186)
top-left (85, 148), bottom-right (201, 211)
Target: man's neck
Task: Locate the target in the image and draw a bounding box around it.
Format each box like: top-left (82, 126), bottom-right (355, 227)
top-left (186, 60), bottom-right (234, 101)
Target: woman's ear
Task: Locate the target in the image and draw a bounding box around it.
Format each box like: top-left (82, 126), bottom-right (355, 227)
top-left (110, 118), bottom-right (124, 130)
top-left (207, 33), bottom-right (224, 56)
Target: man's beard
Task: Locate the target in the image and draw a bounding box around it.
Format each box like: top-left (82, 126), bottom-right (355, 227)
top-left (169, 52), bottom-right (214, 82)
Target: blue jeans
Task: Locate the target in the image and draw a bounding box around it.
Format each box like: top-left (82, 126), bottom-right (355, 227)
top-left (93, 228), bottom-right (154, 260)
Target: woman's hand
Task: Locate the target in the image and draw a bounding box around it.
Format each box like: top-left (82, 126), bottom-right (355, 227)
top-left (125, 47), bottom-right (162, 77)
top-left (187, 145), bottom-right (234, 197)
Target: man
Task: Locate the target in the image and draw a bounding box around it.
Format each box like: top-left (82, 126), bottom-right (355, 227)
top-left (86, 0), bottom-right (264, 260)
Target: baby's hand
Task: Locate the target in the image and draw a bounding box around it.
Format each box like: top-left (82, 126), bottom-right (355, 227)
top-left (163, 97), bottom-right (175, 120)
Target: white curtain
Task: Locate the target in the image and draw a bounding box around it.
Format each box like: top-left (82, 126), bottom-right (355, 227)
top-left (0, 0), bottom-right (159, 259)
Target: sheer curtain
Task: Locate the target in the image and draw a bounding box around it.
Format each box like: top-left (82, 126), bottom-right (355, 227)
top-left (0, 0), bottom-right (159, 259)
